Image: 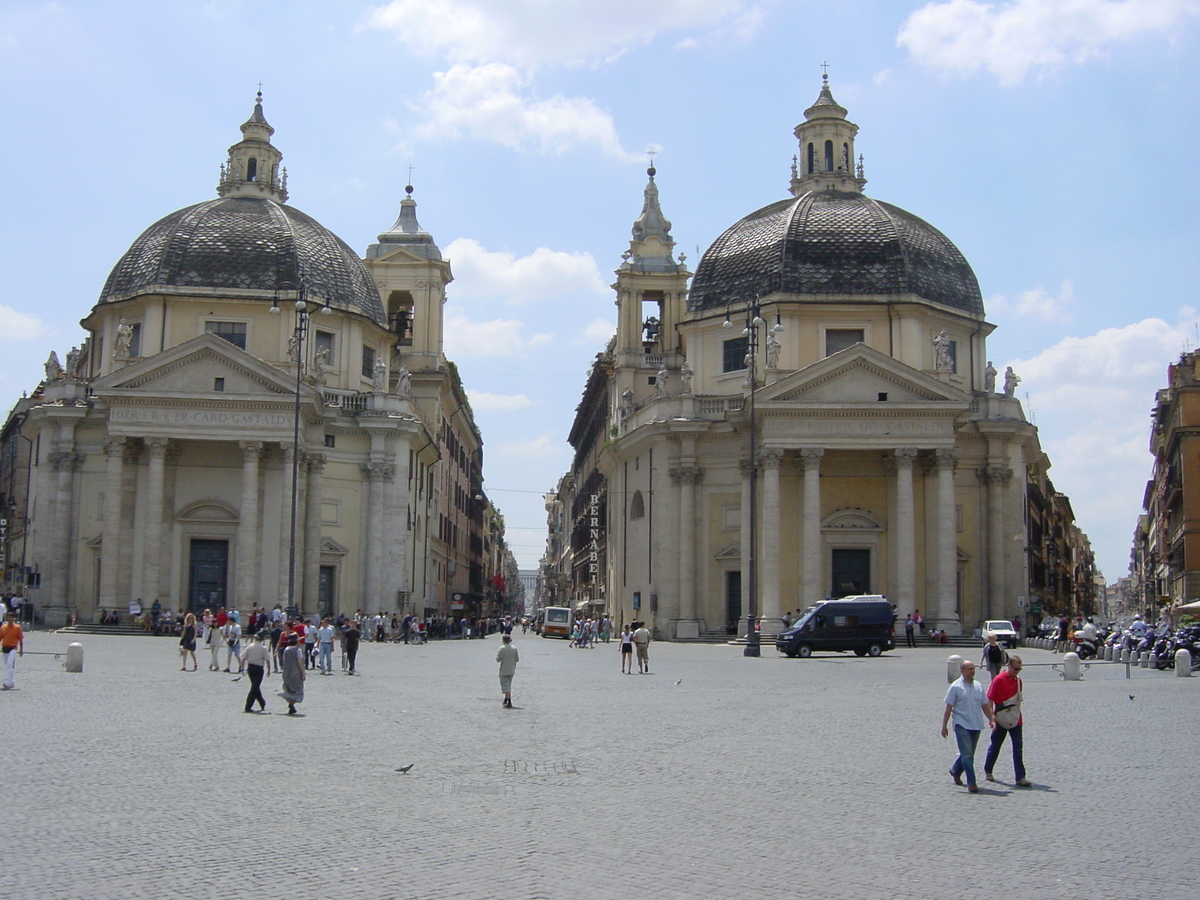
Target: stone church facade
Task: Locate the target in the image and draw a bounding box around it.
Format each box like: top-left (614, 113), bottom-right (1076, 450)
top-left (552, 78), bottom-right (1088, 638)
top-left (2, 96), bottom-right (492, 626)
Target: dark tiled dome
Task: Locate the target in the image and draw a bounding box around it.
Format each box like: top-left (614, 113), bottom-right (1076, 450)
top-left (99, 196), bottom-right (385, 324)
top-left (687, 190), bottom-right (983, 315)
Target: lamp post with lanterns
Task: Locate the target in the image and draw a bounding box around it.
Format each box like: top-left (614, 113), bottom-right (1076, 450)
top-left (723, 298), bottom-right (783, 657)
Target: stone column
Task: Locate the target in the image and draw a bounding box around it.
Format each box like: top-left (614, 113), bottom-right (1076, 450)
top-left (982, 464), bottom-right (1013, 621)
top-left (99, 437), bottom-right (127, 609)
top-left (236, 441), bottom-right (263, 609)
top-left (142, 438), bottom-right (169, 606)
top-left (759, 448), bottom-right (784, 631)
top-left (117, 442), bottom-right (139, 603)
top-left (800, 448), bottom-right (824, 608)
top-left (935, 448), bottom-right (960, 632)
top-left (738, 458), bottom-right (754, 639)
top-left (894, 448), bottom-right (919, 613)
top-left (669, 463), bottom-right (703, 639)
top-left (277, 443), bottom-right (295, 607)
top-left (304, 453), bottom-right (328, 614)
top-left (48, 443), bottom-right (80, 611)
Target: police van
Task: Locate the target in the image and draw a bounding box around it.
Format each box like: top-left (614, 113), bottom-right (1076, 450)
top-left (775, 595), bottom-right (896, 658)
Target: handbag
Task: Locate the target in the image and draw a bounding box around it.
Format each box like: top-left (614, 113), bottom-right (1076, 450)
top-left (994, 679), bottom-right (1023, 729)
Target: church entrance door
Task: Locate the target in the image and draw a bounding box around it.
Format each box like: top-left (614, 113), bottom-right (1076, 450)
top-left (318, 565), bottom-right (336, 619)
top-left (831, 548), bottom-right (870, 597)
top-left (189, 539), bottom-right (228, 612)
top-left (725, 570), bottom-right (742, 633)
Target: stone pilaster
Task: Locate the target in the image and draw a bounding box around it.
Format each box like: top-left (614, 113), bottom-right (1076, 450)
top-left (99, 437), bottom-right (127, 609)
top-left (758, 448), bottom-right (784, 630)
top-left (143, 438), bottom-right (170, 606)
top-left (800, 448), bottom-right (824, 608)
top-left (236, 441), bottom-right (263, 609)
top-left (935, 448), bottom-right (960, 633)
top-left (980, 464), bottom-right (1013, 621)
top-left (304, 453), bottom-right (328, 614)
top-left (894, 448), bottom-right (919, 613)
top-left (669, 463), bottom-right (704, 638)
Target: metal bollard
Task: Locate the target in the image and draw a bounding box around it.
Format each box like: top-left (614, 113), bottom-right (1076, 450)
top-left (66, 642), bottom-right (84, 673)
top-left (1063, 651), bottom-right (1082, 680)
top-left (1175, 648), bottom-right (1192, 677)
top-left (947, 654), bottom-right (963, 684)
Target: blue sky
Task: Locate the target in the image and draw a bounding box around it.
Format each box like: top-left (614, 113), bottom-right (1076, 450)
top-left (2, 0), bottom-right (1198, 580)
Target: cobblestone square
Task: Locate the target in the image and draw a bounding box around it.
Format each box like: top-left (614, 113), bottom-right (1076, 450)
top-left (6, 633), bottom-right (1198, 899)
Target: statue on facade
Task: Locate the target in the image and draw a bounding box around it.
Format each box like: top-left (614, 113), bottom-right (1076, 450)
top-left (655, 364), bottom-right (669, 398)
top-left (373, 357), bottom-right (387, 392)
top-left (287, 332), bottom-right (300, 364)
top-left (680, 359), bottom-right (694, 394)
top-left (984, 360), bottom-right (997, 393)
top-left (113, 318), bottom-right (134, 359)
top-left (765, 331), bottom-right (781, 369)
top-left (932, 330), bottom-right (952, 371)
top-left (396, 365), bottom-right (412, 398)
top-left (620, 388), bottom-right (635, 418)
top-left (1003, 366), bottom-right (1021, 398)
top-left (44, 350), bottom-right (63, 382)
top-left (311, 346), bottom-right (329, 385)
top-left (65, 346), bottom-right (81, 380)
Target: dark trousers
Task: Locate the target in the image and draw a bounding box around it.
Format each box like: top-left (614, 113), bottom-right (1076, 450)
top-left (905, 628), bottom-right (916, 648)
top-left (244, 663), bottom-right (266, 711)
top-left (984, 722), bottom-right (1025, 779)
top-left (346, 643), bottom-right (358, 672)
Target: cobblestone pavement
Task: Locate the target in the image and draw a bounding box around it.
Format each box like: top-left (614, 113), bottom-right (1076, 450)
top-left (6, 632), bottom-right (1198, 900)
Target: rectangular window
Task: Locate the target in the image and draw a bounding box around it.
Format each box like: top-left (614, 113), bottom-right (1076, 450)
top-left (825, 328), bottom-right (864, 357)
top-left (324, 434), bottom-right (335, 448)
top-left (723, 336), bottom-right (748, 373)
top-left (129, 322), bottom-right (143, 357)
top-left (314, 330), bottom-right (335, 364)
top-left (213, 377), bottom-right (225, 392)
top-left (206, 321), bottom-right (247, 350)
top-left (947, 340), bottom-right (958, 374)
top-left (362, 344), bottom-right (375, 378)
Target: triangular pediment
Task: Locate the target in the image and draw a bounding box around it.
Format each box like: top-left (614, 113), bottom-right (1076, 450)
top-left (90, 333), bottom-right (302, 399)
top-left (758, 344), bottom-right (970, 405)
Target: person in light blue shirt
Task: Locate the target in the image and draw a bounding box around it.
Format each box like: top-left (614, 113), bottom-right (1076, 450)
top-left (941, 659), bottom-right (994, 792)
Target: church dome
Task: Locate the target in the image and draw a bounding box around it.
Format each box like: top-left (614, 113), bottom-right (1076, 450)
top-left (687, 189), bottom-right (984, 315)
top-left (98, 196), bottom-right (386, 324)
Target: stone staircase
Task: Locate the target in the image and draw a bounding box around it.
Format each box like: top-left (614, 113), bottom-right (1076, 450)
top-left (55, 624), bottom-right (154, 637)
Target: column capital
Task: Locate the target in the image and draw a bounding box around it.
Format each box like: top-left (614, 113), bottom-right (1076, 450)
top-left (934, 447), bottom-right (959, 471)
top-left (104, 436), bottom-right (129, 457)
top-left (306, 452), bottom-right (328, 474)
top-left (238, 440), bottom-right (264, 457)
top-left (757, 447), bottom-right (784, 469)
top-left (738, 458), bottom-right (756, 479)
top-left (668, 465), bottom-right (704, 486)
top-left (146, 437), bottom-right (170, 457)
top-left (799, 447), bottom-right (824, 469)
top-left (361, 460), bottom-right (395, 481)
top-left (48, 449), bottom-right (84, 472)
top-left (893, 447), bottom-right (919, 466)
top-left (978, 464), bottom-right (1013, 485)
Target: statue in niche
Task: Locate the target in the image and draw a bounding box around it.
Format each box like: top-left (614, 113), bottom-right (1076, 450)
top-left (765, 332), bottom-right (781, 369)
top-left (396, 365), bottom-right (412, 398)
top-left (984, 360), bottom-right (997, 393)
top-left (680, 360), bottom-right (694, 394)
top-left (44, 351), bottom-right (62, 382)
top-left (373, 357), bottom-right (387, 392)
top-left (1003, 366), bottom-right (1021, 398)
top-left (655, 364), bottom-right (669, 398)
top-left (113, 318), bottom-right (134, 359)
top-left (932, 330), bottom-right (952, 371)
top-left (311, 346), bottom-right (329, 385)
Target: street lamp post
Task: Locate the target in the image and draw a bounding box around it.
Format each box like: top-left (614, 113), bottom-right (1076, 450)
top-left (724, 299), bottom-right (783, 658)
top-left (271, 282), bottom-right (332, 616)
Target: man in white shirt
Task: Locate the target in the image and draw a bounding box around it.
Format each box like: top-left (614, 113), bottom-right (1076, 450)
top-left (941, 659), bottom-right (995, 793)
top-left (632, 622), bottom-right (652, 674)
top-left (222, 619), bottom-right (243, 673)
top-left (316, 618), bottom-right (336, 675)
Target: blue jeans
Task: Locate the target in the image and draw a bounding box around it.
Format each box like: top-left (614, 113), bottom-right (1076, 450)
top-left (950, 725), bottom-right (982, 787)
top-left (984, 723), bottom-right (1025, 780)
top-left (318, 643), bottom-right (333, 673)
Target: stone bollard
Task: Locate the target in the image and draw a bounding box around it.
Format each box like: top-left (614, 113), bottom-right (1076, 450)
top-left (1141, 651), bottom-right (1151, 668)
top-left (1103, 645), bottom-right (1112, 661)
top-left (947, 654), bottom-right (963, 684)
top-left (1120, 648), bottom-right (1129, 663)
top-left (1175, 648), bottom-right (1192, 676)
top-left (1063, 651), bottom-right (1082, 680)
top-left (66, 642), bottom-right (84, 673)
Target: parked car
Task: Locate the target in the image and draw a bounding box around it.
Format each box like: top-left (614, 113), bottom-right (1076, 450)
top-left (776, 596), bottom-right (896, 658)
top-left (983, 619), bottom-right (1019, 649)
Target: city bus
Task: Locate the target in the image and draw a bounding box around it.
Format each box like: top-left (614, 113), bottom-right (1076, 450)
top-left (541, 606), bottom-right (573, 638)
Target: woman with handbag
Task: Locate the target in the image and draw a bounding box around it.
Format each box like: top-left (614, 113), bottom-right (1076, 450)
top-left (984, 655), bottom-right (1032, 786)
top-left (178, 613), bottom-right (198, 671)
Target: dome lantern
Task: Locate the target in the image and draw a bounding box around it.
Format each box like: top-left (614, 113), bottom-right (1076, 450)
top-left (789, 73), bottom-right (866, 196)
top-left (217, 91), bottom-right (288, 203)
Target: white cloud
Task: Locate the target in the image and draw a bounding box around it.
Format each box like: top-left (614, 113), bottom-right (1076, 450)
top-left (414, 63), bottom-right (638, 159)
top-left (0, 305), bottom-right (47, 340)
top-left (580, 317), bottom-right (616, 346)
top-left (442, 312), bottom-right (553, 358)
top-left (989, 279), bottom-right (1074, 322)
top-left (1006, 312), bottom-right (1200, 576)
top-left (364, 0), bottom-right (761, 68)
top-left (496, 434), bottom-right (569, 459)
top-left (445, 237), bottom-right (609, 305)
top-left (468, 390), bottom-right (533, 411)
top-left (897, 0), bottom-right (1200, 85)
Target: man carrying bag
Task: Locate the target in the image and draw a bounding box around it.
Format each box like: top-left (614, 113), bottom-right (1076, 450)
top-left (984, 655), bottom-right (1032, 786)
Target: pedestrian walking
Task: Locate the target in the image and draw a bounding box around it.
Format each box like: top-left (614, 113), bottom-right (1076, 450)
top-left (242, 632), bottom-right (271, 713)
top-left (317, 618), bottom-right (335, 674)
top-left (343, 618), bottom-right (361, 674)
top-left (941, 659), bottom-right (994, 793)
top-left (496, 634), bottom-right (519, 708)
top-left (619, 625), bottom-right (634, 674)
top-left (205, 618), bottom-right (223, 671)
top-left (632, 621), bottom-right (651, 674)
top-left (904, 614), bottom-right (916, 648)
top-left (1, 610), bottom-right (24, 690)
top-left (979, 632), bottom-right (1009, 679)
top-left (222, 618), bottom-right (243, 673)
top-left (984, 655), bottom-right (1031, 786)
top-left (277, 633), bottom-right (305, 715)
top-left (178, 613), bottom-right (198, 671)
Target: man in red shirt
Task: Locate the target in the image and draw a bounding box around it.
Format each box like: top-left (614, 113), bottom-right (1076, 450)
top-left (1, 610), bottom-right (24, 690)
top-left (984, 655), bottom-right (1032, 786)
